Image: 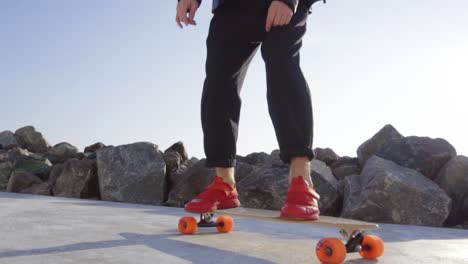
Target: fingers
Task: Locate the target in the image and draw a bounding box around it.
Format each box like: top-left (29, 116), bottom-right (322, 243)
top-left (176, 2), bottom-right (189, 27)
top-left (265, 5), bottom-right (277, 32)
top-left (285, 14), bottom-right (292, 25)
top-left (188, 4), bottom-right (198, 24)
top-left (178, 7), bottom-right (190, 26)
top-left (275, 13), bottom-right (285, 27)
top-left (176, 15), bottom-right (182, 29)
top-left (266, 2), bottom-right (293, 32)
top-left (281, 13), bottom-right (291, 26)
top-left (278, 10), bottom-right (293, 26)
top-left (176, 0), bottom-right (198, 28)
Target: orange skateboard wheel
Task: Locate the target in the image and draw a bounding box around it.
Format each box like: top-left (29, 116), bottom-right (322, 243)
top-left (316, 238), bottom-right (346, 264)
top-left (359, 235), bottom-right (384, 259)
top-left (216, 216), bottom-right (235, 233)
top-left (178, 216), bottom-right (198, 235)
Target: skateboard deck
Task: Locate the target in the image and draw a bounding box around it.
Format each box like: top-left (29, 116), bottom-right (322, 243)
top-left (178, 207), bottom-right (384, 263)
top-left (213, 207), bottom-right (378, 231)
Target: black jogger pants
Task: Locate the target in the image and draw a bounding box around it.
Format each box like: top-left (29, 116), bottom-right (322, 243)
top-left (201, 0), bottom-right (315, 167)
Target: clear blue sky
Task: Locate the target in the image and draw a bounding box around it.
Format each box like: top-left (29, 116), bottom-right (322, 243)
top-left (1, 0), bottom-right (467, 159)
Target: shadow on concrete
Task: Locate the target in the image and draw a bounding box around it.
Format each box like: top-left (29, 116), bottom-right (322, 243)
top-left (0, 232), bottom-right (274, 264)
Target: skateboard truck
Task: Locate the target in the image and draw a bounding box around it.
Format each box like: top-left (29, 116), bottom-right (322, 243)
top-left (340, 229), bottom-right (365, 253)
top-left (198, 213), bottom-right (218, 228)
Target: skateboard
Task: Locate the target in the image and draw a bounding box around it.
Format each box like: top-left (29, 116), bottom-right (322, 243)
top-left (178, 207), bottom-right (384, 264)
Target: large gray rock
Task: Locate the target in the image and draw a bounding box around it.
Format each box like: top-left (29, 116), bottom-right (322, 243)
top-left (238, 149), bottom-right (293, 167)
top-left (164, 141), bottom-right (188, 162)
top-left (357, 125), bottom-right (456, 180)
top-left (49, 152), bottom-right (85, 164)
top-left (237, 165), bottom-right (289, 210)
top-left (163, 142), bottom-right (189, 176)
top-left (14, 126), bottom-right (51, 153)
top-left (331, 157), bottom-right (361, 180)
top-left (48, 163), bottom-right (65, 186)
top-left (464, 198), bottom-right (468, 229)
top-left (166, 158), bottom-right (214, 207)
top-left (0, 131), bottom-right (19, 149)
top-left (311, 160), bottom-right (341, 216)
top-left (269, 149), bottom-right (284, 166)
top-left (48, 142), bottom-right (80, 163)
top-left (21, 181), bottom-right (52, 196)
top-left (435, 155), bottom-right (468, 226)
top-left (237, 152), bottom-right (272, 166)
top-left (5, 161), bottom-right (51, 195)
top-left (163, 150), bottom-right (183, 175)
top-left (83, 152), bottom-right (97, 160)
top-left (13, 155), bottom-right (52, 180)
top-left (84, 142), bottom-right (106, 153)
top-left (0, 150), bottom-right (8, 163)
top-left (385, 136), bottom-right (457, 180)
top-left (234, 159), bottom-right (257, 184)
top-left (6, 171), bottom-right (43, 193)
top-left (53, 158), bottom-right (99, 199)
top-left (4, 147), bottom-right (30, 162)
top-left (96, 142), bottom-right (166, 205)
top-left (0, 162), bottom-right (13, 190)
top-left (357, 124), bottom-right (404, 166)
top-left (341, 156), bottom-right (451, 227)
top-left (314, 148), bottom-right (339, 166)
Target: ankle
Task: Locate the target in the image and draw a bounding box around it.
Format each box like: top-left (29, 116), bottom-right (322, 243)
top-left (216, 167), bottom-right (236, 187)
top-left (220, 177), bottom-right (236, 187)
top-left (289, 156), bottom-right (313, 187)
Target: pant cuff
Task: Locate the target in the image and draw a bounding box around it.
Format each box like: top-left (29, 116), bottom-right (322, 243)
top-left (279, 145), bottom-right (315, 164)
top-left (204, 158), bottom-right (237, 168)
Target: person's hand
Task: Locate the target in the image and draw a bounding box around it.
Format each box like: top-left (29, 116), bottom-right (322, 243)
top-left (176, 0), bottom-right (199, 28)
top-left (265, 1), bottom-right (293, 32)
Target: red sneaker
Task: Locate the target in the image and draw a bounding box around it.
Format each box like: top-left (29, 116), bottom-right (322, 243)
top-left (184, 176), bottom-right (241, 214)
top-left (280, 177), bottom-right (320, 220)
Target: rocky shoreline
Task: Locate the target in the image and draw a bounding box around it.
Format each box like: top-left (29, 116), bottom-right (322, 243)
top-left (0, 125), bottom-right (467, 229)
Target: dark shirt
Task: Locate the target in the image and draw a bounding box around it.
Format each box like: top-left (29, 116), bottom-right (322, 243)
top-left (187, 0), bottom-right (326, 13)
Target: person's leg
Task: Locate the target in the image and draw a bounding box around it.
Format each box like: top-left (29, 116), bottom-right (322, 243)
top-left (185, 1), bottom-right (266, 213)
top-left (260, 3), bottom-right (314, 184)
top-left (201, 0), bottom-right (266, 186)
top-left (260, 3), bottom-right (319, 220)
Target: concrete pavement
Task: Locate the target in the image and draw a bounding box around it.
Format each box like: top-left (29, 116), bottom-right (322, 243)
top-left (1, 192), bottom-right (467, 263)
